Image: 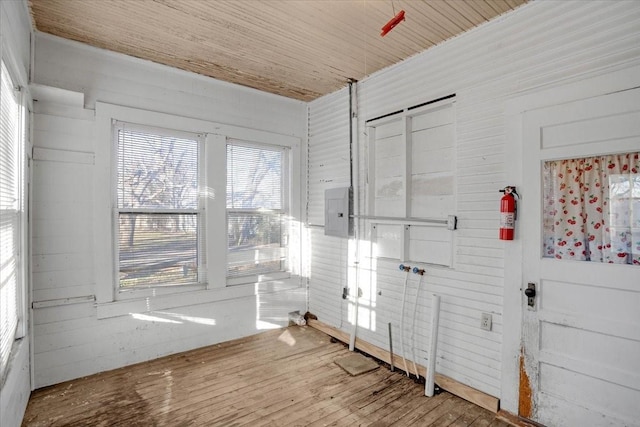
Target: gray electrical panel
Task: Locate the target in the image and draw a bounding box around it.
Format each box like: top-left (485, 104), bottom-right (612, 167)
top-left (324, 187), bottom-right (353, 238)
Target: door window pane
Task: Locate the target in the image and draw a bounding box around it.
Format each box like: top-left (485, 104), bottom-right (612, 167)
top-left (543, 152), bottom-right (639, 265)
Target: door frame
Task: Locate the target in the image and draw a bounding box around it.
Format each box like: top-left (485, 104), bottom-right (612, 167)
top-left (500, 63), bottom-right (640, 417)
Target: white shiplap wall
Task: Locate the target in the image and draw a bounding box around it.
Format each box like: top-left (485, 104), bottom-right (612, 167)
top-left (31, 34), bottom-right (307, 388)
top-left (0, 1), bottom-right (32, 426)
top-left (307, 0), bottom-right (640, 402)
top-left (307, 88), bottom-right (351, 327)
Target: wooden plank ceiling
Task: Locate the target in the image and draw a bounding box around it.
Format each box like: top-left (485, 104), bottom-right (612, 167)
top-left (28, 0), bottom-right (527, 101)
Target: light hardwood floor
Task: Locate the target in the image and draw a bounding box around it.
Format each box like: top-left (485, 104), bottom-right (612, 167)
top-left (23, 326), bottom-right (510, 426)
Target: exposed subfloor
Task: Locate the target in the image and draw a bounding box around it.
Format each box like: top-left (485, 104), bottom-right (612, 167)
top-left (22, 326), bottom-right (511, 426)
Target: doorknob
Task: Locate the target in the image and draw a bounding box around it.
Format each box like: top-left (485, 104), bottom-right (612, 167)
top-left (525, 283), bottom-right (536, 308)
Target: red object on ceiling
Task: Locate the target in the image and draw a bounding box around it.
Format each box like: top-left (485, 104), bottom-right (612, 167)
top-left (381, 10), bottom-right (405, 37)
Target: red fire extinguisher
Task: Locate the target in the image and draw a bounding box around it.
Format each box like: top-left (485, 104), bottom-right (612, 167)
top-left (499, 186), bottom-right (519, 240)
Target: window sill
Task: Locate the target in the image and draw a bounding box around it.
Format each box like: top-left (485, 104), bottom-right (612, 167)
top-left (96, 275), bottom-right (303, 319)
top-left (116, 283), bottom-right (207, 300)
top-left (227, 271), bottom-right (291, 287)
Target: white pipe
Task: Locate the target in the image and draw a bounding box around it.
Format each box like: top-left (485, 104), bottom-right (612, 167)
top-left (425, 293), bottom-right (441, 397)
top-left (399, 266), bottom-right (410, 376)
top-left (348, 79), bottom-right (360, 352)
top-left (410, 272), bottom-right (424, 379)
top-left (349, 288), bottom-right (358, 351)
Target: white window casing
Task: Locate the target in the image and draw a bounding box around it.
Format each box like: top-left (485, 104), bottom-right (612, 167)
top-left (94, 103), bottom-right (301, 318)
top-left (366, 97), bottom-right (457, 267)
top-left (0, 59), bottom-right (25, 382)
top-left (113, 121), bottom-right (206, 292)
top-left (226, 140), bottom-right (291, 285)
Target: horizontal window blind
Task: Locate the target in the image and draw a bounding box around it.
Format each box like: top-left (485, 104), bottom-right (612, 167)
top-left (227, 143), bottom-right (283, 210)
top-left (116, 123), bottom-right (204, 288)
top-left (117, 127), bottom-right (199, 210)
top-left (0, 61), bottom-right (22, 380)
top-left (226, 142), bottom-right (287, 278)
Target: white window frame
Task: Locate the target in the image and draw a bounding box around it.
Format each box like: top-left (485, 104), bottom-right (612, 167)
top-left (94, 103), bottom-right (302, 319)
top-left (226, 139), bottom-right (291, 286)
top-left (0, 54), bottom-right (28, 383)
top-left (112, 121), bottom-right (207, 295)
top-left (365, 97), bottom-right (457, 267)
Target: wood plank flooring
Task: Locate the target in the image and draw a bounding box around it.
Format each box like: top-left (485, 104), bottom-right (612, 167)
top-left (22, 326), bottom-right (511, 426)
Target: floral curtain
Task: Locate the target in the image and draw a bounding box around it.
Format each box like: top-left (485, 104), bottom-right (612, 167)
top-left (543, 152), bottom-right (640, 265)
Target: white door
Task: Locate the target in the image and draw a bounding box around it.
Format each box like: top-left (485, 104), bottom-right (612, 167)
top-left (520, 87), bottom-right (640, 426)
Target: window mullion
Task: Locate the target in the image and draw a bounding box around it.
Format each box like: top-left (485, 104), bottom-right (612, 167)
top-left (227, 208), bottom-right (284, 214)
top-left (118, 208), bottom-right (200, 214)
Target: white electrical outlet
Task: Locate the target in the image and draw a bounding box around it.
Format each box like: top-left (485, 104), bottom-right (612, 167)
top-left (481, 313), bottom-right (492, 331)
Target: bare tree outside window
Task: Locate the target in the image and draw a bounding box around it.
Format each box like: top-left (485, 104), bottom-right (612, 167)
top-left (116, 124), bottom-right (203, 288)
top-left (227, 143), bottom-right (288, 278)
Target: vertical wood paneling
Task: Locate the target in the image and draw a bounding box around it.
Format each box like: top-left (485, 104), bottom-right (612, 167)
top-left (307, 0), bottom-right (640, 399)
top-left (373, 120), bottom-right (405, 218)
top-left (410, 105), bottom-right (455, 219)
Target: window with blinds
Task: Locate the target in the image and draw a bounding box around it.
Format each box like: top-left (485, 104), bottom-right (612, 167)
top-left (0, 60), bottom-right (23, 381)
top-left (226, 142), bottom-right (288, 280)
top-left (115, 122), bottom-right (204, 289)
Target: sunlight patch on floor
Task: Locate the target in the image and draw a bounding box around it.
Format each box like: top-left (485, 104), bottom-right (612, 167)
top-left (277, 329), bottom-right (296, 346)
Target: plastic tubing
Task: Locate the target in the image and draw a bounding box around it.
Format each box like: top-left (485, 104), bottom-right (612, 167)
top-left (410, 267), bottom-right (425, 379)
